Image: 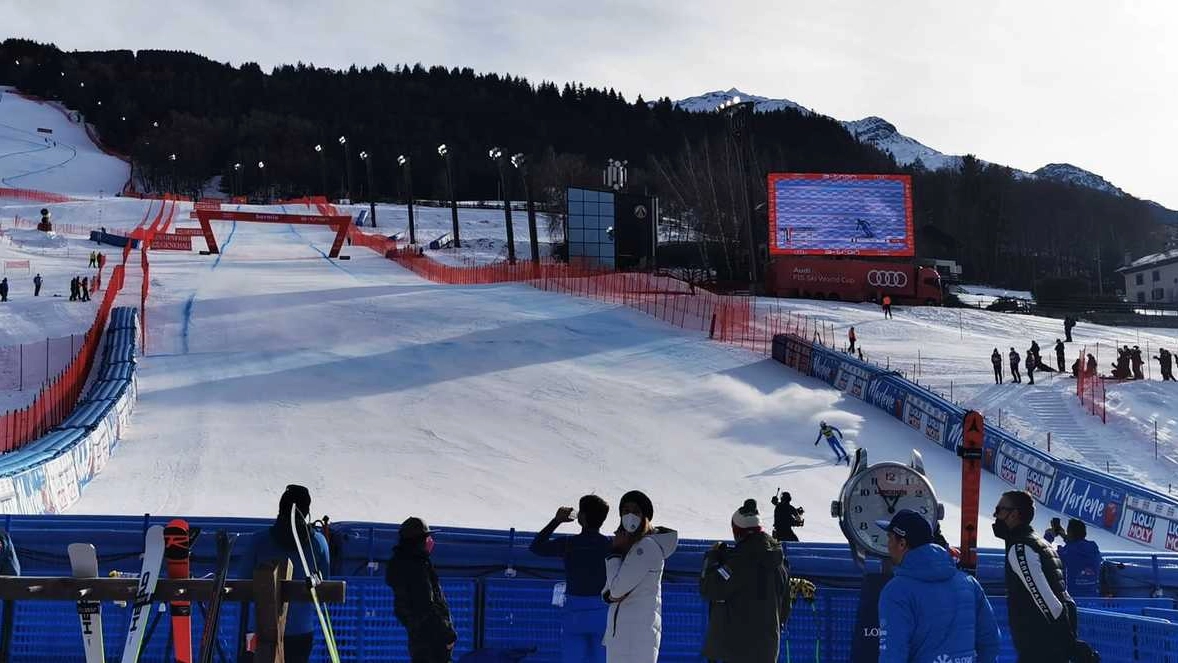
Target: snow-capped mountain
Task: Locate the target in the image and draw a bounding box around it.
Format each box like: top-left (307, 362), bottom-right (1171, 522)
top-left (671, 88), bottom-right (810, 115)
top-left (673, 88), bottom-right (1177, 214)
top-left (1032, 163), bottom-right (1123, 196)
top-left (841, 116), bottom-right (964, 172)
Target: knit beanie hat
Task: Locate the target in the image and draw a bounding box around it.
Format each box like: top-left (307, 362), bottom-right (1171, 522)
top-left (732, 498), bottom-right (763, 531)
top-left (620, 490), bottom-right (653, 520)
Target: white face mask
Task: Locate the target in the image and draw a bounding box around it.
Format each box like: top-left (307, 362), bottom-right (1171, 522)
top-left (621, 513), bottom-right (643, 533)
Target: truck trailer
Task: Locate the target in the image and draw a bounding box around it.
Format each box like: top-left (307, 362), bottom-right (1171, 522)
top-left (765, 257), bottom-right (942, 305)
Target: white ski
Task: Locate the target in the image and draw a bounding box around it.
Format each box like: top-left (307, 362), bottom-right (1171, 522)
top-left (291, 509), bottom-right (341, 663)
top-left (68, 543), bottom-right (105, 663)
top-left (121, 525), bottom-right (164, 663)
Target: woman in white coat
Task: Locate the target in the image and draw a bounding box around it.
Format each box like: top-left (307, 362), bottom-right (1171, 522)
top-left (601, 490), bottom-right (679, 663)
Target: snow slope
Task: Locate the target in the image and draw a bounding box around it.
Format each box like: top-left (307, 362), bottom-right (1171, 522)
top-left (0, 86), bottom-right (129, 196)
top-left (48, 207), bottom-right (1140, 551)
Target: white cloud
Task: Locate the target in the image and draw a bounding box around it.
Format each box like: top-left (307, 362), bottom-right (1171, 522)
top-left (5, 0), bottom-right (1176, 207)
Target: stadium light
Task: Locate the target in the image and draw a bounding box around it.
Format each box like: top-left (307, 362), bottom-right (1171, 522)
top-left (233, 162), bottom-right (242, 197)
top-left (437, 144), bottom-right (460, 247)
top-left (313, 145), bottom-right (327, 198)
top-left (398, 155), bottom-right (415, 242)
top-left (511, 154), bottom-right (539, 264)
top-left (359, 152), bottom-right (376, 227)
top-left (488, 147), bottom-right (516, 263)
top-left (338, 136), bottom-right (353, 202)
top-left (716, 95), bottom-right (759, 285)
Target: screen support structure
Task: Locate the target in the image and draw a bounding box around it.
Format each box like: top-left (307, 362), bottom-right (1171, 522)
top-left (194, 209), bottom-right (352, 258)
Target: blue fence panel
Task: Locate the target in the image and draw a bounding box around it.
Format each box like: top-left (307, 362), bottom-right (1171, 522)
top-left (483, 578), bottom-right (564, 662)
top-left (309, 577), bottom-right (476, 663)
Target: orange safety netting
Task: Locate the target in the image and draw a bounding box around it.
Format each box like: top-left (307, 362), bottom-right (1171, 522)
top-left (0, 187), bottom-right (78, 204)
top-left (0, 197), bottom-right (177, 453)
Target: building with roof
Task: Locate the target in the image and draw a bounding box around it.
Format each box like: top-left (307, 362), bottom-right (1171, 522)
top-left (1117, 249), bottom-right (1178, 304)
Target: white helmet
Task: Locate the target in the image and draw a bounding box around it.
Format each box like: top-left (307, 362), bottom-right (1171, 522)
top-left (820, 420), bottom-right (828, 428)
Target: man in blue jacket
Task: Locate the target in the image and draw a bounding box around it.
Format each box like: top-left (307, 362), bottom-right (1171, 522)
top-left (1046, 518), bottom-right (1104, 597)
top-left (236, 484), bottom-right (331, 663)
top-left (530, 495), bottom-right (612, 663)
top-left (876, 510), bottom-right (1000, 663)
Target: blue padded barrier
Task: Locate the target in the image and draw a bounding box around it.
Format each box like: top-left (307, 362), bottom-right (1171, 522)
top-left (84, 379), bottom-right (130, 402)
top-left (96, 362), bottom-right (135, 381)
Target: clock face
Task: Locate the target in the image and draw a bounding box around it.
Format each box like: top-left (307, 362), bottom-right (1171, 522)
top-left (842, 462), bottom-right (938, 557)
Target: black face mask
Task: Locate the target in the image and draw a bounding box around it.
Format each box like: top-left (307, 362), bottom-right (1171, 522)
top-left (992, 520), bottom-right (1011, 540)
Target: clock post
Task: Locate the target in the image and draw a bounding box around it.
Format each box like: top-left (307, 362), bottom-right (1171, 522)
top-left (831, 448), bottom-right (944, 663)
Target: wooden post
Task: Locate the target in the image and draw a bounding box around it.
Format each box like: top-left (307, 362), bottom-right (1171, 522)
top-left (254, 558), bottom-right (293, 663)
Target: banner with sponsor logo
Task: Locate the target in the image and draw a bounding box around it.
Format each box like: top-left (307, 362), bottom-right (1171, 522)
top-left (175, 226), bottom-right (205, 236)
top-left (13, 466), bottom-right (50, 514)
top-left (149, 233), bottom-right (193, 251)
top-left (1044, 468), bottom-right (1125, 533)
top-left (773, 334), bottom-right (813, 376)
top-left (863, 374), bottom-right (908, 420)
top-left (44, 452), bottom-right (80, 512)
top-left (996, 441), bottom-right (1057, 503)
top-left (1118, 493), bottom-right (1178, 551)
top-left (0, 477), bottom-right (17, 514)
top-left (901, 391), bottom-right (958, 451)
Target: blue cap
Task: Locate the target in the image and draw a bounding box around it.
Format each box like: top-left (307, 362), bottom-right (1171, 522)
top-left (875, 510), bottom-right (933, 548)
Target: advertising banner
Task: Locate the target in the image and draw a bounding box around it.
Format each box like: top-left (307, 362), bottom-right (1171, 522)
top-left (175, 227), bottom-right (205, 236)
top-left (996, 441), bottom-right (1058, 503)
top-left (1118, 494), bottom-right (1178, 550)
top-left (149, 233), bottom-right (193, 251)
top-left (833, 360), bottom-right (876, 401)
top-left (0, 477), bottom-right (17, 514)
top-left (13, 466), bottom-right (50, 514)
top-left (1045, 469), bottom-right (1125, 533)
top-left (901, 391), bottom-right (955, 450)
top-left (776, 334), bottom-right (813, 375)
top-left (44, 452), bottom-right (80, 512)
top-left (809, 346), bottom-right (844, 386)
top-left (864, 375), bottom-right (908, 420)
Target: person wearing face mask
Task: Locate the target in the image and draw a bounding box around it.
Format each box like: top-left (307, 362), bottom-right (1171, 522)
top-left (601, 490), bottom-right (678, 663)
top-left (875, 510), bottom-right (999, 663)
top-left (992, 491), bottom-right (1090, 663)
top-left (386, 517), bottom-right (458, 662)
top-left (700, 499), bottom-right (791, 663)
top-left (235, 484), bottom-right (331, 663)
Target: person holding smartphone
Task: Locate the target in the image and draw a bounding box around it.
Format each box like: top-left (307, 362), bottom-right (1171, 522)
top-left (530, 496), bottom-right (612, 663)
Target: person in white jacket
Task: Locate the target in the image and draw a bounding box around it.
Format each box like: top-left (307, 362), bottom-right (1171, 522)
top-left (601, 490), bottom-right (679, 663)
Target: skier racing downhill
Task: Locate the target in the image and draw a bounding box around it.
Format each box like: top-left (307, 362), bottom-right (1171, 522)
top-left (814, 421), bottom-right (850, 464)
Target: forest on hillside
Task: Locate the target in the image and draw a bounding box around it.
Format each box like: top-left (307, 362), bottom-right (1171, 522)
top-left (0, 38), bottom-right (1166, 294)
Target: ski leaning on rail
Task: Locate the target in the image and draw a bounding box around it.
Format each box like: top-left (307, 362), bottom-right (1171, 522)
top-left (291, 508), bottom-right (341, 663)
top-left (197, 530), bottom-right (237, 663)
top-left (68, 543), bottom-right (105, 663)
top-left (121, 525), bottom-right (165, 663)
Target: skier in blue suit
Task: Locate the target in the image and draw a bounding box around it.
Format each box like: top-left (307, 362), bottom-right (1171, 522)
top-left (814, 421), bottom-right (849, 464)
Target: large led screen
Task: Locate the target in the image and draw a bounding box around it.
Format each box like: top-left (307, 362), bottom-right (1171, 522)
top-left (768, 173), bottom-right (914, 257)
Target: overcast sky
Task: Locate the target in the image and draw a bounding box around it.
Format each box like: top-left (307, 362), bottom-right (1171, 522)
top-left (6, 0), bottom-right (1176, 208)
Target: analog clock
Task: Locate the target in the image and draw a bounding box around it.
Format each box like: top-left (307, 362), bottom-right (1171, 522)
top-left (831, 452), bottom-right (943, 558)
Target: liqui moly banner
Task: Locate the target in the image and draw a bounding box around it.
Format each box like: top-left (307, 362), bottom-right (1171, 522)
top-left (1045, 470), bottom-right (1125, 533)
top-left (834, 361), bottom-right (877, 401)
top-left (996, 442), bottom-right (1057, 503)
top-left (902, 391), bottom-right (953, 450)
top-left (1118, 493), bottom-right (1178, 550)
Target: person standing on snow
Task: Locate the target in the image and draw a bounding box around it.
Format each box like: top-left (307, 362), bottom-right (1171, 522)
top-left (1009, 348), bottom-right (1021, 383)
top-left (1064, 316), bottom-right (1076, 342)
top-left (1055, 339), bottom-right (1066, 373)
top-left (771, 492), bottom-right (803, 543)
top-left (236, 485), bottom-right (330, 663)
top-left (848, 326), bottom-right (857, 353)
top-left (1025, 348), bottom-right (1036, 385)
top-left (386, 517), bottom-right (457, 663)
top-left (991, 348), bottom-right (1003, 384)
top-left (601, 490), bottom-right (678, 663)
top-left (1155, 348), bottom-right (1175, 381)
top-left (882, 295), bottom-right (893, 319)
top-left (530, 496), bottom-right (612, 663)
top-left (700, 499), bottom-right (791, 663)
top-left (0, 277), bottom-right (8, 302)
top-left (1131, 346), bottom-right (1145, 380)
top-left (32, 273), bottom-right (42, 297)
top-left (814, 421), bottom-right (849, 464)
top-left (876, 510), bottom-right (1000, 663)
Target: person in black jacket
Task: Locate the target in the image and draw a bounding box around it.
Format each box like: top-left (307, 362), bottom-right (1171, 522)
top-left (770, 491), bottom-right (803, 542)
top-left (992, 491), bottom-right (1077, 662)
top-left (990, 348), bottom-right (1003, 384)
top-left (529, 495), bottom-right (611, 663)
top-left (1054, 339), bottom-right (1066, 373)
top-left (386, 517), bottom-right (457, 663)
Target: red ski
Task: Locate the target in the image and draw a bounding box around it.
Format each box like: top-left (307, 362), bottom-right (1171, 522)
top-left (164, 519), bottom-right (194, 663)
top-left (958, 411), bottom-right (985, 575)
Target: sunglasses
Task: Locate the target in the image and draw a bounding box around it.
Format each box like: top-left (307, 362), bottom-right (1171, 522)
top-left (993, 505), bottom-right (1016, 517)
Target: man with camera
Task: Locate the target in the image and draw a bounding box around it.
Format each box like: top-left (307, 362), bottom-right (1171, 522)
top-left (770, 491), bottom-right (803, 542)
top-left (700, 499), bottom-right (790, 663)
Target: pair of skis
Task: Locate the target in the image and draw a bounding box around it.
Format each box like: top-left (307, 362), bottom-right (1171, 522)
top-left (68, 521), bottom-right (235, 663)
top-left (292, 508), bottom-right (342, 663)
